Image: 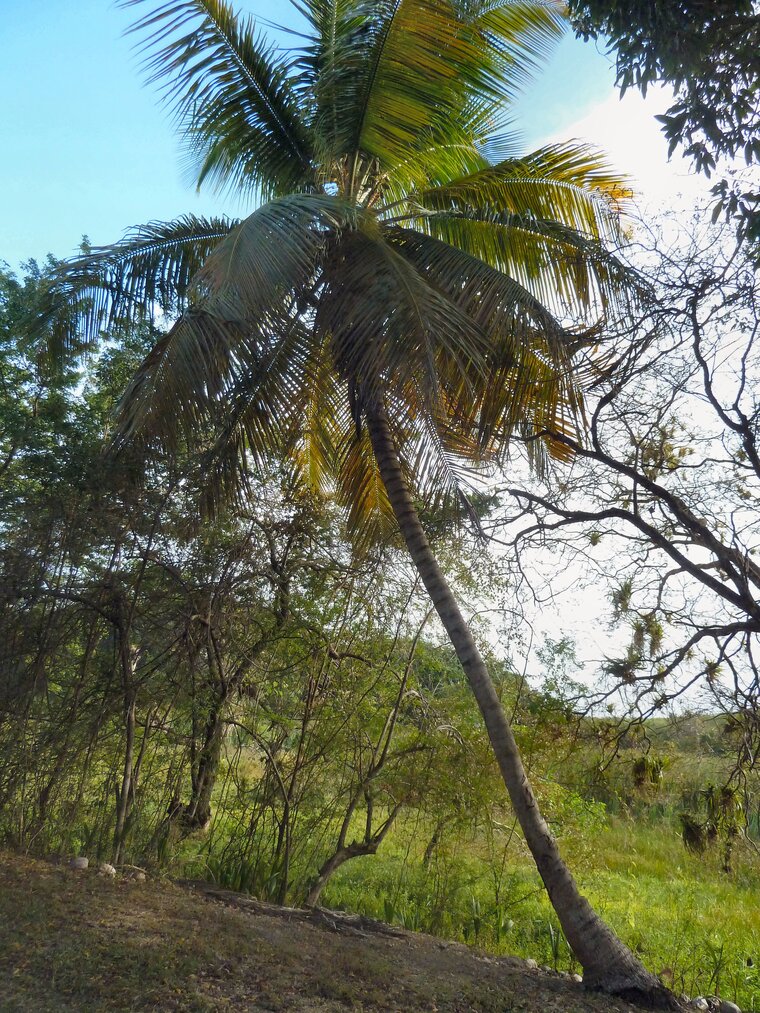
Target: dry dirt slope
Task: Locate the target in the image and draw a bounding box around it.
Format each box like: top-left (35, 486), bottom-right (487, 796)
top-left (0, 852), bottom-right (654, 1012)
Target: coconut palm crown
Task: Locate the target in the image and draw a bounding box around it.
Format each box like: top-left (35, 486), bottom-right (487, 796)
top-left (53, 0), bottom-right (633, 529)
top-left (46, 2), bottom-right (676, 1003)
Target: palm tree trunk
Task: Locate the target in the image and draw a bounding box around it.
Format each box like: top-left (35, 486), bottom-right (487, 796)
top-left (365, 400), bottom-right (677, 1007)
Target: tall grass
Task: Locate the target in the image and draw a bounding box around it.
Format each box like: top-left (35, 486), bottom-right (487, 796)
top-left (320, 817), bottom-right (760, 1010)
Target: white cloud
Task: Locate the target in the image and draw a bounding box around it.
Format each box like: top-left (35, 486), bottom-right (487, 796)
top-left (542, 85), bottom-right (712, 213)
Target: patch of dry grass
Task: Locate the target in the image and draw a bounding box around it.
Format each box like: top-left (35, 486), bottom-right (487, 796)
top-left (0, 851), bottom-right (663, 1012)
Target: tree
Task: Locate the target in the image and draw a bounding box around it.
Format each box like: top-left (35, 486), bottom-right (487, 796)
top-left (493, 207), bottom-right (760, 795)
top-left (42, 0), bottom-right (674, 1001)
top-left (567, 0), bottom-right (760, 247)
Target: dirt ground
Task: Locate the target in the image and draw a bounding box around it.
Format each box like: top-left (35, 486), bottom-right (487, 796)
top-left (0, 851), bottom-right (664, 1012)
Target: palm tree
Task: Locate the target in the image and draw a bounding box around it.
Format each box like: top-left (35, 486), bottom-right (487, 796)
top-left (48, 0), bottom-right (676, 1003)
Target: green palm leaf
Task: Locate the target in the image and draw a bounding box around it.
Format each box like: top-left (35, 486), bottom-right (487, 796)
top-left (335, 418), bottom-right (396, 537)
top-left (195, 192), bottom-right (357, 321)
top-left (292, 0), bottom-right (377, 165)
top-left (466, 0), bottom-right (566, 103)
top-left (41, 215), bottom-right (236, 354)
top-left (122, 0), bottom-right (313, 197)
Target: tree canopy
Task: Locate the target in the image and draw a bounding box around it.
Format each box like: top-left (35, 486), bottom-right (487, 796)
top-left (567, 0), bottom-right (760, 246)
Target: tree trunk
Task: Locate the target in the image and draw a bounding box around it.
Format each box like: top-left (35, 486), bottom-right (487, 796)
top-left (305, 841), bottom-right (376, 907)
top-left (305, 800), bottom-right (401, 907)
top-left (182, 702), bottom-right (225, 832)
top-left (365, 401), bottom-right (677, 1008)
top-left (113, 693), bottom-right (136, 866)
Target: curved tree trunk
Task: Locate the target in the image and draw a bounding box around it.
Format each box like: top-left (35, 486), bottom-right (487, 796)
top-left (306, 837), bottom-right (379, 907)
top-left (366, 401), bottom-right (678, 1008)
top-left (305, 797), bottom-right (402, 908)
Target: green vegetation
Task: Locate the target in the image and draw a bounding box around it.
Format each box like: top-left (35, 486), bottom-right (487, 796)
top-left (3, 0), bottom-right (760, 1009)
top-left (321, 819), bottom-right (760, 1008)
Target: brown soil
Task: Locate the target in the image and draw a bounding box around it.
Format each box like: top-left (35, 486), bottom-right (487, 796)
top-left (0, 851), bottom-right (658, 1012)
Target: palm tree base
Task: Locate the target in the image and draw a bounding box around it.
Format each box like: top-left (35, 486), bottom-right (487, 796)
top-left (584, 976), bottom-right (683, 1010)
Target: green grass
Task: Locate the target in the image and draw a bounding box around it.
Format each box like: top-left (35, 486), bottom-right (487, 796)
top-left (320, 818), bottom-right (760, 1011)
top-left (583, 823), bottom-right (759, 1005)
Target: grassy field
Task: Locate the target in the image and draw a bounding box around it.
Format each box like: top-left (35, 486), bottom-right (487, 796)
top-left (318, 818), bottom-right (760, 1010)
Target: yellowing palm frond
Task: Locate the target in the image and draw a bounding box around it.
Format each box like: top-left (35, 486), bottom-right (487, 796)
top-left (418, 213), bottom-right (634, 319)
top-left (415, 143), bottom-right (632, 241)
top-left (336, 420), bottom-right (396, 538)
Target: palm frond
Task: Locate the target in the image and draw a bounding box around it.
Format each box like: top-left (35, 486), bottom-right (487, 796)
top-left (299, 0), bottom-right (496, 171)
top-left (294, 338), bottom-right (346, 495)
top-left (461, 0), bottom-right (566, 105)
top-left (387, 226), bottom-right (587, 454)
top-left (413, 142), bottom-right (632, 241)
top-left (380, 133), bottom-right (492, 205)
top-left (195, 192), bottom-right (355, 322)
top-left (335, 415), bottom-right (396, 538)
top-left (113, 193), bottom-right (356, 452)
top-left (418, 212), bottom-right (636, 320)
top-left (192, 315), bottom-right (317, 514)
top-left (113, 308), bottom-right (240, 462)
top-left (315, 224), bottom-right (490, 404)
top-left (122, 0), bottom-right (313, 196)
top-left (291, 0), bottom-right (376, 164)
top-left (40, 216), bottom-right (236, 355)
top-left (388, 225), bottom-right (564, 344)
top-left (390, 384), bottom-right (483, 509)
top-left (353, 0), bottom-right (474, 164)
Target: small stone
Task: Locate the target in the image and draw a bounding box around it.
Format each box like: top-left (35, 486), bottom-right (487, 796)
top-left (69, 856), bottom-right (89, 870)
top-left (718, 1002), bottom-right (742, 1013)
top-left (692, 1000), bottom-right (709, 1012)
top-left (571, 973), bottom-right (583, 983)
top-left (524, 958), bottom-right (538, 970)
top-left (539, 965), bottom-right (552, 974)
top-left (98, 863), bottom-right (116, 877)
top-left (130, 870), bottom-right (147, 882)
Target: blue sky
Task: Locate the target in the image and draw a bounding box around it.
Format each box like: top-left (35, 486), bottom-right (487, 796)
top-left (1, 1), bottom-right (621, 270)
